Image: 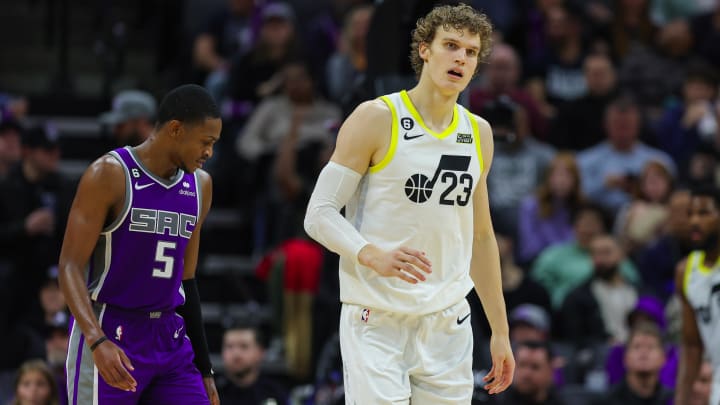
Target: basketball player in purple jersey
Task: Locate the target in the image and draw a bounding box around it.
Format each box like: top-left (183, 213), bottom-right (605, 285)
top-left (58, 84), bottom-right (221, 404)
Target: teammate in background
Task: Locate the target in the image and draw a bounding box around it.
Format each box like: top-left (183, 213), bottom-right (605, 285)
top-left (58, 84), bottom-right (221, 405)
top-left (304, 4), bottom-right (514, 404)
top-left (674, 187), bottom-right (720, 405)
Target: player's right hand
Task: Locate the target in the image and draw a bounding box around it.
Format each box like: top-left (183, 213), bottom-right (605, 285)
top-left (92, 341), bottom-right (137, 392)
top-left (358, 244), bottom-right (432, 284)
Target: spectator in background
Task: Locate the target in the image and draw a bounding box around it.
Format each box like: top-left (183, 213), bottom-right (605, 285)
top-left (688, 5), bottom-right (720, 68)
top-left (470, 43), bottom-right (549, 141)
top-left (591, 322), bottom-right (673, 405)
top-left (517, 153), bottom-right (583, 264)
top-left (550, 53), bottom-right (618, 150)
top-left (193, 0), bottom-right (257, 101)
top-left (484, 95), bottom-right (555, 237)
top-left (43, 321), bottom-right (68, 405)
top-left (326, 4), bottom-right (374, 116)
top-left (0, 120), bottom-right (22, 181)
top-left (652, 61), bottom-right (719, 173)
top-left (635, 189), bottom-right (692, 301)
top-left (0, 125), bottom-right (73, 335)
top-left (650, 0), bottom-right (716, 25)
top-left (605, 296), bottom-right (679, 389)
top-left (684, 142), bottom-right (719, 189)
top-left (510, 304), bottom-right (552, 344)
top-left (9, 359), bottom-right (59, 405)
top-left (578, 94), bottom-right (675, 213)
top-left (227, 2), bottom-right (300, 115)
top-left (614, 160), bottom-right (675, 254)
top-left (0, 93), bottom-right (29, 122)
top-left (98, 89), bottom-right (157, 149)
top-left (561, 235), bottom-right (638, 346)
top-left (607, 0), bottom-right (657, 60)
top-left (618, 19), bottom-right (692, 115)
top-left (525, 4), bottom-right (589, 108)
top-left (216, 321), bottom-right (287, 405)
top-left (236, 60), bottom-right (340, 161)
top-left (236, 60), bottom-right (340, 246)
top-left (495, 341), bottom-right (567, 405)
top-left (471, 235), bottom-right (552, 338)
top-left (532, 203), bottom-right (640, 310)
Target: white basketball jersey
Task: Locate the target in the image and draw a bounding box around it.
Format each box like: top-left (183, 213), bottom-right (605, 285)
top-left (341, 90), bottom-right (484, 315)
top-left (683, 251), bottom-right (720, 375)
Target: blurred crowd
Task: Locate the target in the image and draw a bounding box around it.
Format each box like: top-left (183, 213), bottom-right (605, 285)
top-left (1, 0), bottom-right (720, 404)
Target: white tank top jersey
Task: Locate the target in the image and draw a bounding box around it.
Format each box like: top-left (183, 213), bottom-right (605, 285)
top-left (341, 90), bottom-right (485, 315)
top-left (683, 251), bottom-right (720, 392)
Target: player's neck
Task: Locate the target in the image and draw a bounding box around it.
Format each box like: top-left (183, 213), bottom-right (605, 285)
top-left (406, 81), bottom-right (458, 133)
top-left (132, 138), bottom-right (180, 180)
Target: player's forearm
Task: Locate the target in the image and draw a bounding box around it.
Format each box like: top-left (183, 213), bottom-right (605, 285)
top-left (674, 342), bottom-right (703, 404)
top-left (304, 162), bottom-right (369, 261)
top-left (470, 232), bottom-right (509, 336)
top-left (58, 263), bottom-right (104, 343)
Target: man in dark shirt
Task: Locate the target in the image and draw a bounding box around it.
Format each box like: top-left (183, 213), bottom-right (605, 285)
top-left (0, 124), bottom-right (73, 370)
top-left (591, 322), bottom-right (673, 405)
top-left (216, 321), bottom-right (287, 404)
top-left (495, 341), bottom-right (567, 405)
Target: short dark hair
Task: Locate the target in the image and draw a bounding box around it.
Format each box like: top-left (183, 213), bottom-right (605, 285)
top-left (224, 319), bottom-right (269, 349)
top-left (691, 185), bottom-right (720, 210)
top-left (155, 84), bottom-right (220, 128)
top-left (627, 321), bottom-right (664, 349)
top-left (685, 59), bottom-right (719, 89)
top-left (571, 201), bottom-right (610, 231)
top-left (514, 340), bottom-right (554, 363)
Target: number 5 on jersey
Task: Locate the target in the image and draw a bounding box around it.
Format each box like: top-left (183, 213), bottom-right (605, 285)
top-left (152, 241), bottom-right (176, 279)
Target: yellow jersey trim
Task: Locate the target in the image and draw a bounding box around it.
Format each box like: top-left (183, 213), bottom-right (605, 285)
top-left (399, 90), bottom-right (459, 139)
top-left (465, 110), bottom-right (484, 174)
top-left (683, 252), bottom-right (696, 297)
top-left (369, 96), bottom-right (399, 174)
top-left (696, 251), bottom-right (718, 275)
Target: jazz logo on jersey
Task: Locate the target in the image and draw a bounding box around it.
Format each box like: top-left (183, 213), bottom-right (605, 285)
top-left (404, 154), bottom-right (474, 206)
top-left (115, 325), bottom-right (123, 341)
top-left (361, 308), bottom-right (370, 323)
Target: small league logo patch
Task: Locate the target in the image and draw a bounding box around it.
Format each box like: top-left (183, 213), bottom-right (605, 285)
top-left (456, 133), bottom-right (473, 144)
top-left (361, 308), bottom-right (370, 323)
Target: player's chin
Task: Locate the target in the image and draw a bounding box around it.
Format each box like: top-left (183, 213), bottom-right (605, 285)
top-left (188, 160), bottom-right (206, 172)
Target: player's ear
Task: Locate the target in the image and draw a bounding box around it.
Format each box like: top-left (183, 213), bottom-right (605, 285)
top-left (419, 41), bottom-right (430, 62)
top-left (167, 120), bottom-right (184, 140)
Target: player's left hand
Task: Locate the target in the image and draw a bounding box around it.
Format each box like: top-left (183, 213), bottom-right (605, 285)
top-left (483, 334), bottom-right (515, 395)
top-left (203, 376), bottom-right (220, 405)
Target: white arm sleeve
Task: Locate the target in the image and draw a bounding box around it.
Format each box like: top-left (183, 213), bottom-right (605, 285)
top-left (304, 161), bottom-right (369, 262)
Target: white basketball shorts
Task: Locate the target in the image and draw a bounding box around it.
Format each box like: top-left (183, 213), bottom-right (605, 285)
top-left (339, 299), bottom-right (474, 404)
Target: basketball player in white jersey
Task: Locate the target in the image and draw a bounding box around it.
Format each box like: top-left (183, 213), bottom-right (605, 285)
top-left (304, 4), bottom-right (513, 404)
top-left (675, 187), bottom-right (720, 405)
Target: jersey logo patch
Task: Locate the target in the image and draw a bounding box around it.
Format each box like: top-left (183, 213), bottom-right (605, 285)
top-left (456, 133), bottom-right (473, 144)
top-left (115, 325), bottom-right (123, 341)
top-left (400, 117), bottom-right (414, 130)
top-left (361, 308), bottom-right (370, 323)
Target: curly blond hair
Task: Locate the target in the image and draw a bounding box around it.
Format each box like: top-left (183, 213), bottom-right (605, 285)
top-left (410, 3), bottom-right (493, 79)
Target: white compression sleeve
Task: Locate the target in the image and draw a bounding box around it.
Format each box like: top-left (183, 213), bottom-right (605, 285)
top-left (304, 161), bottom-right (369, 261)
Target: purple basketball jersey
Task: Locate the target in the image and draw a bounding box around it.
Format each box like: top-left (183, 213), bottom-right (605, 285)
top-left (88, 147), bottom-right (200, 312)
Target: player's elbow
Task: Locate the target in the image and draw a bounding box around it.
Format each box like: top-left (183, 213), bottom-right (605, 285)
top-left (303, 202), bottom-right (323, 243)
